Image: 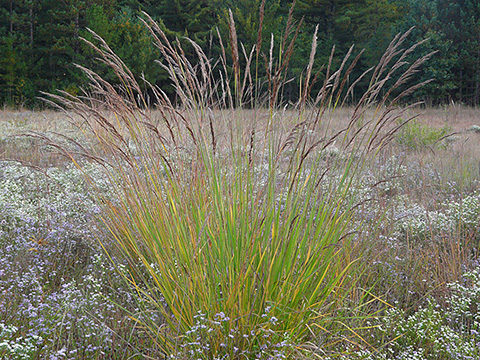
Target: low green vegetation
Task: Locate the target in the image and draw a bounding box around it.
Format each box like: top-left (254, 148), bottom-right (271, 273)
top-left (395, 119), bottom-right (451, 151)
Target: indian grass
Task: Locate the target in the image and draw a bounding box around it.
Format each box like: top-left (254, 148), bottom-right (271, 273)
top-left (40, 6), bottom-right (435, 358)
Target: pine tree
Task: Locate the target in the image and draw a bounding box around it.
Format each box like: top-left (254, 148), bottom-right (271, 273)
top-left (438, 0), bottom-right (480, 104)
top-left (143, 0), bottom-right (218, 46)
top-left (0, 0), bottom-right (36, 105)
top-left (396, 0), bottom-right (480, 105)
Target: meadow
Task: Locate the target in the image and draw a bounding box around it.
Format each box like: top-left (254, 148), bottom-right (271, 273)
top-left (1, 16), bottom-right (480, 360)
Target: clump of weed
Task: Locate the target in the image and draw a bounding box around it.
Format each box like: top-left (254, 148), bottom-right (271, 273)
top-left (467, 124), bottom-right (480, 133)
top-left (395, 119), bottom-right (451, 151)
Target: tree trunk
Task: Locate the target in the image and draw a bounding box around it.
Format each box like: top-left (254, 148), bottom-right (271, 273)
top-left (9, 0), bottom-right (13, 33)
top-left (74, 8), bottom-right (80, 53)
top-left (30, 5), bottom-right (34, 47)
top-left (476, 38), bottom-right (480, 105)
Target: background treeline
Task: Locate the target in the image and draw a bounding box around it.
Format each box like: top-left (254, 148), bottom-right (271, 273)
top-left (0, 0), bottom-right (479, 108)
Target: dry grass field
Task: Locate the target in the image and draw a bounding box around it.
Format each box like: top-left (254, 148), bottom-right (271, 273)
top-left (2, 105), bottom-right (479, 164)
top-left (1, 104), bottom-right (480, 359)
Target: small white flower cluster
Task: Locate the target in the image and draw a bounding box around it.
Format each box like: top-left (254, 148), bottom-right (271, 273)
top-left (448, 267), bottom-right (480, 334)
top-left (350, 267), bottom-right (480, 359)
top-left (374, 156), bottom-right (407, 195)
top-left (0, 163), bottom-right (92, 223)
top-left (390, 192), bottom-right (480, 243)
top-left (467, 124), bottom-right (480, 133)
top-left (320, 144), bottom-right (342, 160)
top-left (384, 303), bottom-right (473, 358)
top-left (445, 193), bottom-right (480, 234)
top-left (0, 322), bottom-right (42, 360)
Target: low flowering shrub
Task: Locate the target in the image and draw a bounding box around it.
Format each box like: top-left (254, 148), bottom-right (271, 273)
top-left (0, 161), bottom-right (153, 358)
top-left (351, 267), bottom-right (480, 360)
top-left (389, 192), bottom-right (480, 243)
top-left (0, 323), bottom-right (42, 360)
top-left (447, 267), bottom-right (480, 334)
top-left (466, 125), bottom-right (480, 133)
top-left (445, 192), bottom-right (480, 236)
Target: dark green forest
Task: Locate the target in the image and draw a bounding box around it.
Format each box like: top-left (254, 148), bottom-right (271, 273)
top-left (1, 0), bottom-right (479, 107)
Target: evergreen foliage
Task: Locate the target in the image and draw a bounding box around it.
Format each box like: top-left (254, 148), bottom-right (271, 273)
top-left (0, 0), bottom-right (478, 107)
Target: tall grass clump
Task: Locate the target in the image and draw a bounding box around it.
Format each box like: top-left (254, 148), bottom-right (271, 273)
top-left (42, 4), bottom-right (433, 358)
